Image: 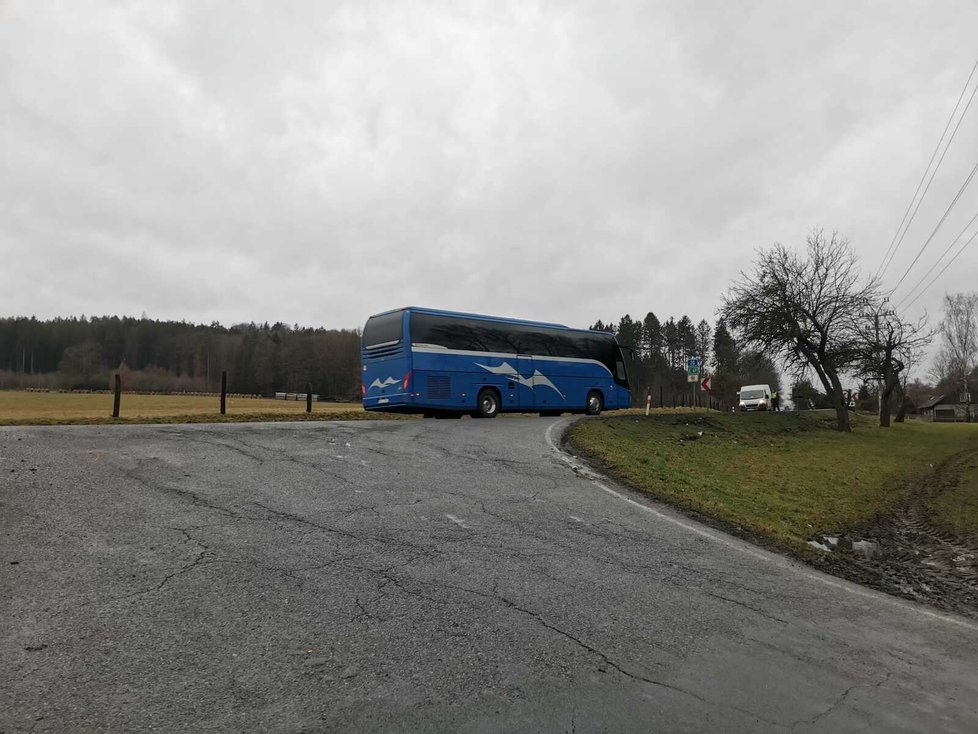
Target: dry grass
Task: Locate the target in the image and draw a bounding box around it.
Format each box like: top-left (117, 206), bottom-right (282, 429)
top-left (0, 391), bottom-right (390, 425)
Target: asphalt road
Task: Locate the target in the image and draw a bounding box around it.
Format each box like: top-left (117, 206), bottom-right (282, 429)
top-left (2, 418), bottom-right (977, 732)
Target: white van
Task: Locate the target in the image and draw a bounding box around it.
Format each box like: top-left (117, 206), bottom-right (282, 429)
top-left (738, 384), bottom-right (772, 411)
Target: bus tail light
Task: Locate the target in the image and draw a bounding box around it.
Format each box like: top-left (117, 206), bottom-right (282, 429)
top-left (361, 384), bottom-right (366, 397)
top-left (403, 371), bottom-right (412, 391)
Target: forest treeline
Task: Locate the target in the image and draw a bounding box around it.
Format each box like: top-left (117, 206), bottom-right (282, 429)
top-left (1, 312), bottom-right (782, 406)
top-left (589, 313), bottom-right (780, 407)
top-left (0, 316), bottom-right (361, 397)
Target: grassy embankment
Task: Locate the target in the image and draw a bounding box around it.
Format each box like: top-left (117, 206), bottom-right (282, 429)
top-left (0, 391), bottom-right (406, 425)
top-left (568, 411), bottom-right (978, 548)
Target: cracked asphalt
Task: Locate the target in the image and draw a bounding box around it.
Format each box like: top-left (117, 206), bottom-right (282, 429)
top-left (2, 418), bottom-right (978, 732)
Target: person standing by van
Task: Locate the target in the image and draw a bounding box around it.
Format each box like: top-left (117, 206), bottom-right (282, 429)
top-left (772, 389), bottom-right (780, 411)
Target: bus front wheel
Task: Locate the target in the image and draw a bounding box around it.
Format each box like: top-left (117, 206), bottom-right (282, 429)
top-left (585, 391), bottom-right (603, 416)
top-left (474, 389), bottom-right (500, 419)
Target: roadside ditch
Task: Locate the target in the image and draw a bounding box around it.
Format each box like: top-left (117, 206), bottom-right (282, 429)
top-left (807, 449), bottom-right (978, 619)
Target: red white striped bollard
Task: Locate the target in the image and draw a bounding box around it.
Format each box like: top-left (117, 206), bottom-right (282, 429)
top-left (645, 389), bottom-right (652, 416)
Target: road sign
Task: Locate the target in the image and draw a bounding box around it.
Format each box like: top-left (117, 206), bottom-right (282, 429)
top-left (700, 377), bottom-right (712, 392)
top-left (686, 358), bottom-right (700, 375)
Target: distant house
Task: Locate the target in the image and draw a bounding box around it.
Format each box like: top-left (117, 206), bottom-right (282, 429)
top-left (919, 393), bottom-right (972, 422)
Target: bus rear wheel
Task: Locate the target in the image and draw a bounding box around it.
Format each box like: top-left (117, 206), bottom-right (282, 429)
top-left (585, 391), bottom-right (603, 416)
top-left (474, 389), bottom-right (500, 419)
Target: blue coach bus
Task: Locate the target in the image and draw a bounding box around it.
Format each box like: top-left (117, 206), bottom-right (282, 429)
top-left (361, 307), bottom-right (631, 418)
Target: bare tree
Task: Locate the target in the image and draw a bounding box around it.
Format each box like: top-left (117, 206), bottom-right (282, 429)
top-left (894, 350), bottom-right (922, 423)
top-left (938, 292), bottom-right (978, 421)
top-left (854, 305), bottom-right (931, 427)
top-left (721, 229), bottom-right (877, 432)
top-left (927, 346), bottom-right (952, 385)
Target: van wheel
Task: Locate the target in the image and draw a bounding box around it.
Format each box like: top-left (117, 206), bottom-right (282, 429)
top-left (475, 389), bottom-right (500, 419)
top-left (585, 391), bottom-right (603, 416)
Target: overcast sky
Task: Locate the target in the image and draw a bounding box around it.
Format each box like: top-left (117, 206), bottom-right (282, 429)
top-left (2, 1), bottom-right (977, 335)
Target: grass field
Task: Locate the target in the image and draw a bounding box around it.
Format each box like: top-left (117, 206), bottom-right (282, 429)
top-left (0, 390), bottom-right (392, 425)
top-left (567, 411), bottom-right (978, 549)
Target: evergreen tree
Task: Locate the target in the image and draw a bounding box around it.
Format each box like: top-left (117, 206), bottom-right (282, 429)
top-left (677, 316), bottom-right (697, 364)
top-left (663, 318), bottom-right (680, 369)
top-left (695, 319), bottom-right (712, 367)
top-left (616, 314), bottom-right (642, 349)
top-left (712, 317), bottom-right (739, 372)
top-left (0, 316), bottom-right (361, 397)
top-left (643, 311), bottom-right (663, 362)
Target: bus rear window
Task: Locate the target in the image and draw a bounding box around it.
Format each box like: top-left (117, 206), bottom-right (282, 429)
top-left (363, 312), bottom-right (403, 348)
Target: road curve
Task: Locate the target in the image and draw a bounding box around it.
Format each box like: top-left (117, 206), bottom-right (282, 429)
top-left (2, 418), bottom-right (977, 732)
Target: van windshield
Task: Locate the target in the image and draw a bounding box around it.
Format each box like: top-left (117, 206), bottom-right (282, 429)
top-left (741, 389), bottom-right (766, 400)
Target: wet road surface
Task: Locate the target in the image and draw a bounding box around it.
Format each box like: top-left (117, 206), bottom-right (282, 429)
top-left (2, 418), bottom-right (977, 732)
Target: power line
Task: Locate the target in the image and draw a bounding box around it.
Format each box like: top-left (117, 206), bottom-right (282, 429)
top-left (887, 156), bottom-right (978, 294)
top-left (876, 55), bottom-right (978, 279)
top-left (893, 208), bottom-right (978, 308)
top-left (900, 226), bottom-right (978, 310)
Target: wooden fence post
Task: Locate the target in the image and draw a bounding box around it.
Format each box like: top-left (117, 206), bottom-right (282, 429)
top-left (306, 383), bottom-right (312, 414)
top-left (220, 371), bottom-right (227, 415)
top-left (112, 374), bottom-right (121, 418)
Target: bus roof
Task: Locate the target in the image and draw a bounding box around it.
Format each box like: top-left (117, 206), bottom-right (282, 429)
top-left (365, 306), bottom-right (615, 337)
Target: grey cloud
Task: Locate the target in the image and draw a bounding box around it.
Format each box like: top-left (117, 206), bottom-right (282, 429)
top-left (2, 0), bottom-right (977, 336)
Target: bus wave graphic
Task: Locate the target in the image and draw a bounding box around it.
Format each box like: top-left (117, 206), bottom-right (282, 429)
top-left (474, 362), bottom-right (565, 399)
top-left (368, 377), bottom-right (399, 391)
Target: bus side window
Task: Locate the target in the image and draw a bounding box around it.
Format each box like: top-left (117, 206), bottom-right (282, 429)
top-left (616, 361), bottom-right (626, 381)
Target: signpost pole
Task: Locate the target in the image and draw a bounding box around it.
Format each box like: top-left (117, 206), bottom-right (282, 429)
top-left (686, 358), bottom-right (701, 410)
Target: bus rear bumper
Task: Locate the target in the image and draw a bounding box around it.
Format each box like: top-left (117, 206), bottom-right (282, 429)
top-left (363, 392), bottom-right (413, 411)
